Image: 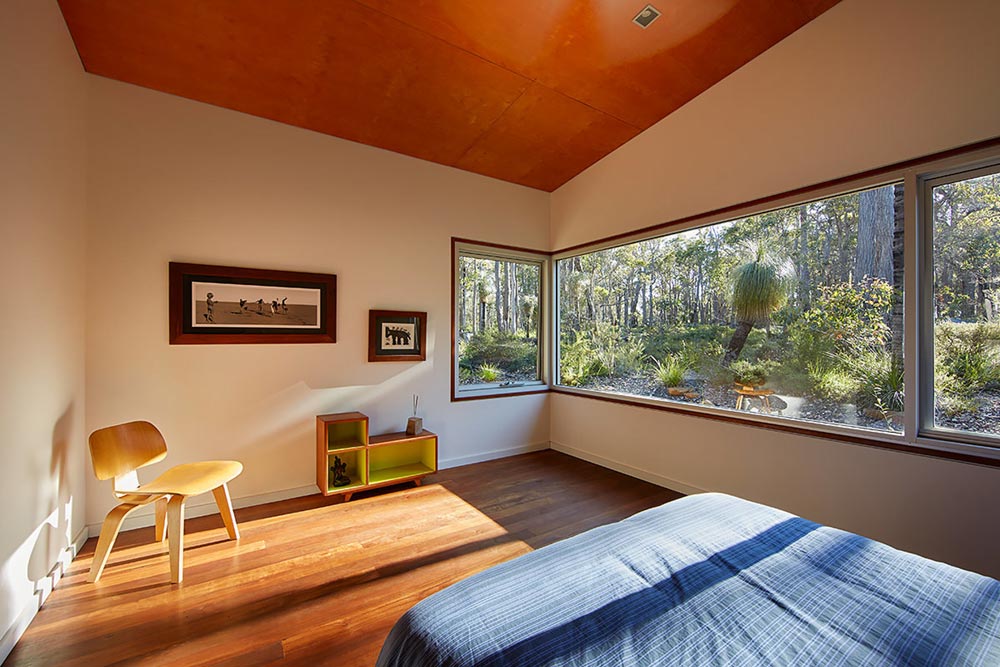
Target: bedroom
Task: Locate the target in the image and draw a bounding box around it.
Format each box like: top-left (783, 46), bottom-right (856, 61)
top-left (2, 0), bottom-right (999, 664)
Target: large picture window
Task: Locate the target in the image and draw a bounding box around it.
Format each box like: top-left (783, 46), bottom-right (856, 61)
top-left (453, 146), bottom-right (1000, 462)
top-left (557, 184), bottom-right (906, 433)
top-left (453, 240), bottom-right (549, 400)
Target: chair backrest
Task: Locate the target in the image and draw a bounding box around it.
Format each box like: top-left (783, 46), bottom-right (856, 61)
top-left (89, 421), bottom-right (168, 481)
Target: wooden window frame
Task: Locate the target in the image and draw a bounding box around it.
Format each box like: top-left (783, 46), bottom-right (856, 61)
top-left (451, 238), bottom-right (552, 401)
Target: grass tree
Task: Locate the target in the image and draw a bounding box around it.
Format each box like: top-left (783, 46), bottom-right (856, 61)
top-left (723, 243), bottom-right (792, 365)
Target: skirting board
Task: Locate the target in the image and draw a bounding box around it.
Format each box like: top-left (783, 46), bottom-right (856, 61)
top-left (1, 527), bottom-right (89, 665)
top-left (86, 484), bottom-right (319, 537)
top-left (86, 441), bottom-right (553, 536)
top-left (439, 440), bottom-right (550, 470)
top-left (550, 440), bottom-right (706, 497)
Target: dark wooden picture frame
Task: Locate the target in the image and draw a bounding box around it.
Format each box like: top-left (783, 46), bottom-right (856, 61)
top-left (169, 262), bottom-right (336, 344)
top-left (368, 310), bottom-right (427, 362)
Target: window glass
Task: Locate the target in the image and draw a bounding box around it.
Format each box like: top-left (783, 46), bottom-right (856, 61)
top-left (457, 254), bottom-right (542, 388)
top-left (930, 170), bottom-right (1000, 437)
top-left (558, 184), bottom-right (905, 432)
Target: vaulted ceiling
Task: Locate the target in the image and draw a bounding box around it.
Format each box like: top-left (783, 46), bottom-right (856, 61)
top-left (58, 1), bottom-right (841, 191)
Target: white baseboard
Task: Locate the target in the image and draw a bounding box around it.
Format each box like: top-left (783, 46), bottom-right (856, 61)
top-left (86, 484), bottom-right (319, 537)
top-left (550, 440), bottom-right (706, 496)
top-left (1, 526), bottom-right (89, 665)
top-left (439, 441), bottom-right (551, 469)
top-left (84, 443), bottom-right (558, 536)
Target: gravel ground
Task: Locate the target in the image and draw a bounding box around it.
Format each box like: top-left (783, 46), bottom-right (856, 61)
top-left (574, 374), bottom-right (1000, 435)
top-left (935, 389), bottom-right (1000, 435)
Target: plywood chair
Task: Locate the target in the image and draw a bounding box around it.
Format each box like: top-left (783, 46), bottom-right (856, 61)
top-left (88, 421), bottom-right (243, 584)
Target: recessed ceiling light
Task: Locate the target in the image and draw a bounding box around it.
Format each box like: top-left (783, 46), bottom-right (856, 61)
top-left (633, 4), bottom-right (661, 29)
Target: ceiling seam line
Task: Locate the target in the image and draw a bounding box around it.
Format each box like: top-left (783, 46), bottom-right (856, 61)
top-left (345, 0), bottom-right (641, 130)
top-left (453, 85), bottom-right (531, 166)
top-left (346, 0), bottom-right (540, 82)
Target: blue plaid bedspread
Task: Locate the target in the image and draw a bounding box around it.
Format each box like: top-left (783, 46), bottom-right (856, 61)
top-left (376, 493), bottom-right (1000, 666)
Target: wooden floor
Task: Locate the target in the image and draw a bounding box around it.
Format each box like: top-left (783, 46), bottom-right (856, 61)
top-left (6, 450), bottom-right (682, 666)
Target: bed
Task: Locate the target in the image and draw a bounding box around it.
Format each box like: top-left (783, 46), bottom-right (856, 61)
top-left (376, 493), bottom-right (1000, 666)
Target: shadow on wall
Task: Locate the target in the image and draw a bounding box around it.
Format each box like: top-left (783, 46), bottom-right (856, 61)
top-left (27, 404), bottom-right (75, 589)
top-left (1, 404), bottom-right (79, 649)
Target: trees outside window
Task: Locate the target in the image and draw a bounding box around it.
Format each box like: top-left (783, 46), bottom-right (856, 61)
top-left (454, 155), bottom-right (1000, 455)
top-left (928, 168), bottom-right (1000, 438)
top-left (557, 184), bottom-right (907, 432)
top-left (454, 241), bottom-right (548, 399)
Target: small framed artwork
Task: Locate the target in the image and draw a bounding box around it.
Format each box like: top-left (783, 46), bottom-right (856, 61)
top-left (169, 262), bottom-right (336, 344)
top-left (369, 310), bottom-right (427, 362)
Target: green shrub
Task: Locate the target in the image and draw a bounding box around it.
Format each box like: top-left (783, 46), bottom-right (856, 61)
top-left (596, 335), bottom-right (645, 376)
top-left (569, 322), bottom-right (645, 378)
top-left (460, 330), bottom-right (536, 375)
top-left (836, 345), bottom-right (904, 414)
top-left (559, 331), bottom-right (608, 386)
top-left (652, 355), bottom-right (688, 388)
top-left (729, 358), bottom-right (779, 387)
top-left (809, 364), bottom-right (860, 402)
top-left (933, 368), bottom-right (981, 416)
top-left (643, 324), bottom-right (730, 361)
top-left (478, 363), bottom-right (502, 383)
top-left (787, 278), bottom-right (893, 373)
top-left (935, 322), bottom-right (1000, 393)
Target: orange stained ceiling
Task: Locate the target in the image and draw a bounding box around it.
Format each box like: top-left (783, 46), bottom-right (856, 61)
top-left (57, 0), bottom-right (842, 192)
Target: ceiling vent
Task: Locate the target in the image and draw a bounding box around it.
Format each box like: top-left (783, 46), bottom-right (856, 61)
top-left (633, 4), bottom-right (661, 29)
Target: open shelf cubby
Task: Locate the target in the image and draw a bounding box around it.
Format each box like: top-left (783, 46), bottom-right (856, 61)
top-left (326, 447), bottom-right (367, 494)
top-left (316, 412), bottom-right (437, 501)
top-left (368, 432), bottom-right (437, 486)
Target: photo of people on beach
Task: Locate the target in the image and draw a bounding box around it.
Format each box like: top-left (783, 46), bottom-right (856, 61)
top-left (192, 281), bottom-right (321, 328)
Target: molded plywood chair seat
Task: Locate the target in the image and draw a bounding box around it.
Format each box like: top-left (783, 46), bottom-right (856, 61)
top-left (88, 421), bottom-right (243, 584)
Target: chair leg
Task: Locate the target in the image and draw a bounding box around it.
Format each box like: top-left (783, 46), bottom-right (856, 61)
top-left (154, 497), bottom-right (168, 542)
top-left (167, 495), bottom-right (186, 584)
top-left (212, 483), bottom-right (240, 540)
top-left (88, 504), bottom-right (138, 583)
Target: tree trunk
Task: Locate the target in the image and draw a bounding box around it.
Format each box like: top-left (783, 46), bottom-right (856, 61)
top-left (724, 320), bottom-right (755, 365)
top-left (797, 205), bottom-right (812, 310)
top-left (493, 261), bottom-right (501, 333)
top-left (857, 185), bottom-right (894, 283)
top-left (459, 262), bottom-right (467, 335)
top-left (890, 183), bottom-right (905, 366)
top-left (627, 271), bottom-right (641, 328)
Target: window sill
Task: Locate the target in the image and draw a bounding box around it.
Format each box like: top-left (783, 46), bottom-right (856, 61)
top-left (551, 385), bottom-right (1000, 468)
top-left (452, 382), bottom-right (549, 402)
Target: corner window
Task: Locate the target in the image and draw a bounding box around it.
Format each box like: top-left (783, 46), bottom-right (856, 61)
top-left (453, 240), bottom-right (549, 400)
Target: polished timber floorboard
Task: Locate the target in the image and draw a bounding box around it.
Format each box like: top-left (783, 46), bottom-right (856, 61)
top-left (6, 450), bottom-right (682, 666)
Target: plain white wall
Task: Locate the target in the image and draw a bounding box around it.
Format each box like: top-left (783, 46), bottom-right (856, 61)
top-left (85, 77), bottom-right (551, 530)
top-left (550, 0), bottom-right (1000, 577)
top-left (552, 0), bottom-right (1000, 249)
top-left (0, 0), bottom-right (89, 654)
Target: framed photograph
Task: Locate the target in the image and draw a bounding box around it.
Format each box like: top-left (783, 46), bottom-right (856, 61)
top-left (369, 310), bottom-right (427, 362)
top-left (169, 262), bottom-right (336, 344)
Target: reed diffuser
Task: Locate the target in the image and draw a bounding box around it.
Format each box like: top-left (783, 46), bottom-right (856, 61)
top-left (406, 394), bottom-right (423, 435)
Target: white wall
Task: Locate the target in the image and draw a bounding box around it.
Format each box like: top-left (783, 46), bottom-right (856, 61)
top-left (550, 0), bottom-right (1000, 578)
top-left (85, 77), bottom-right (551, 530)
top-left (0, 0), bottom-right (89, 656)
top-left (552, 0), bottom-right (1000, 249)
